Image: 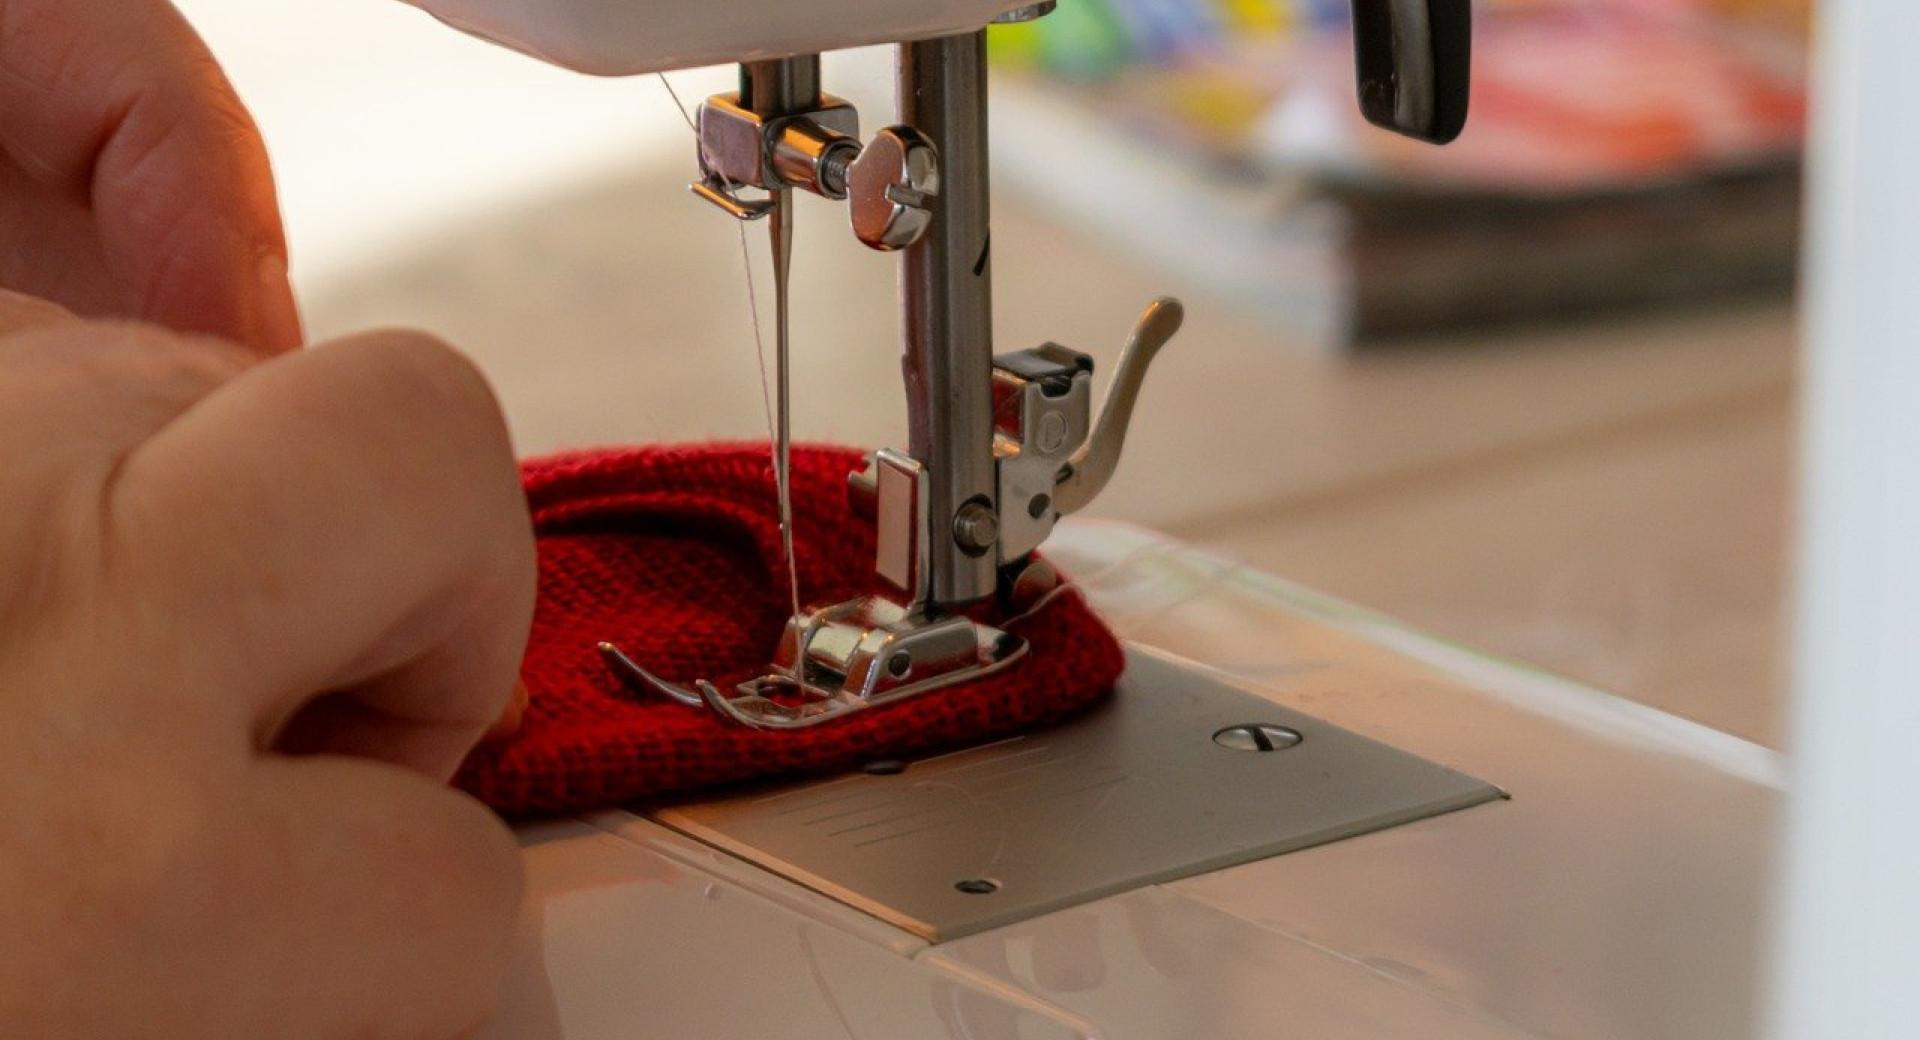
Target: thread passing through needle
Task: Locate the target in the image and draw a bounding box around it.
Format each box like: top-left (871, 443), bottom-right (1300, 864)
top-left (657, 73), bottom-right (804, 621)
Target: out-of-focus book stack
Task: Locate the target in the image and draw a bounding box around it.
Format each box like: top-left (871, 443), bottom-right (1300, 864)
top-left (989, 0), bottom-right (1810, 346)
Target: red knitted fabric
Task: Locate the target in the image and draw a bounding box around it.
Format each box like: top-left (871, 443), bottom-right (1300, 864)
top-left (456, 444), bottom-right (1125, 816)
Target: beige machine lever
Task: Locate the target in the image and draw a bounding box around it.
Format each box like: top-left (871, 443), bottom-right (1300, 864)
top-left (1052, 297), bottom-right (1184, 516)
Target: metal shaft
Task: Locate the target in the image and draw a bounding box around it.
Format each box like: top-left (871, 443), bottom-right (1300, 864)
top-left (899, 30), bottom-right (998, 608)
top-left (741, 56), bottom-right (820, 114)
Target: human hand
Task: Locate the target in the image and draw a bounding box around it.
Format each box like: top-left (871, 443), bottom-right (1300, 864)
top-left (0, 292), bottom-right (537, 1038)
top-left (0, 8), bottom-right (537, 1033)
top-left (0, 0), bottom-right (303, 352)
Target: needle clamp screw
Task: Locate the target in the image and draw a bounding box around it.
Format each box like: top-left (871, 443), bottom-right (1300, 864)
top-left (846, 126), bottom-right (940, 251)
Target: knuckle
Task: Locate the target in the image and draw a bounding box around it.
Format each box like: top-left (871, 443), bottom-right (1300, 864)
top-left (0, 319), bottom-right (252, 449)
top-left (119, 324), bottom-right (255, 388)
top-left (0, 288), bottom-right (76, 330)
top-left (7, 318), bottom-right (251, 389)
top-left (327, 328), bottom-right (533, 589)
top-left (78, 321), bottom-right (253, 393)
top-left (341, 330), bottom-right (512, 454)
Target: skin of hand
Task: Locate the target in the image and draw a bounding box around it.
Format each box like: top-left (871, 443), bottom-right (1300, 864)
top-left (0, 2), bottom-right (538, 1037)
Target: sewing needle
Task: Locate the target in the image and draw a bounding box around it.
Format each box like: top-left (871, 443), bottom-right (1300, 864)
top-left (770, 187), bottom-right (803, 623)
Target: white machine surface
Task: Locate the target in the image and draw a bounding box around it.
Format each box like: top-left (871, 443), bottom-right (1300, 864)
top-left (480, 522), bottom-right (1777, 1040)
top-left (403, 0), bottom-right (1039, 75)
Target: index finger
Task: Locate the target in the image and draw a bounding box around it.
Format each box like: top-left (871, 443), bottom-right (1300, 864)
top-left (0, 0), bottom-right (303, 352)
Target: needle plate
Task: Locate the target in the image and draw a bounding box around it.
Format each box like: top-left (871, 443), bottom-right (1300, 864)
top-left (649, 646), bottom-right (1504, 942)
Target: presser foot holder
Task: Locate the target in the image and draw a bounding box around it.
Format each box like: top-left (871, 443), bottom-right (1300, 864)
top-left (600, 595), bottom-right (1027, 730)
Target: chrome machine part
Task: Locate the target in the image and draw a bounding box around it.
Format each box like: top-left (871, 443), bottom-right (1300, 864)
top-left (990, 342), bottom-right (1094, 563)
top-left (867, 448), bottom-right (932, 603)
top-left (691, 56), bottom-right (860, 216)
top-left (653, 647), bottom-right (1503, 940)
top-left (737, 56), bottom-right (824, 624)
top-left (689, 59), bottom-right (940, 246)
top-left (990, 1), bottom-right (1058, 23)
top-left (687, 179), bottom-right (776, 221)
top-left (898, 29), bottom-right (1001, 611)
top-left (706, 29), bottom-right (1014, 733)
top-left (770, 116), bottom-right (862, 199)
top-left (600, 598), bottom-right (1027, 731)
top-left (989, 297), bottom-right (1184, 563)
top-left (845, 126), bottom-right (940, 251)
top-left (673, 36), bottom-right (1024, 733)
top-left (599, 446), bottom-right (1025, 730)
top-left (769, 188), bottom-right (800, 617)
top-left (663, 0), bottom-right (1469, 731)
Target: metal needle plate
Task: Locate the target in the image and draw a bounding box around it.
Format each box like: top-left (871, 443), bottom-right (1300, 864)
top-left (648, 647), bottom-right (1505, 943)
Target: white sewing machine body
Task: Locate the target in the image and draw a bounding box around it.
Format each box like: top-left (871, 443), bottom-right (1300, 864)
top-left (403, 0), bottom-right (1040, 75)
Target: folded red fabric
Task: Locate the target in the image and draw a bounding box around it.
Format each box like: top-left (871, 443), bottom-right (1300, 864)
top-left (456, 444), bottom-right (1125, 816)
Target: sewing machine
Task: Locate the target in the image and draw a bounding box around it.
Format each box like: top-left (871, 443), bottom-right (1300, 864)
top-left (390, 2), bottom-right (1779, 1037)
top-left (408, 0), bottom-right (1466, 724)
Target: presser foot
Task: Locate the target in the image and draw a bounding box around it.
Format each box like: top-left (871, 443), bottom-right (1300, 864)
top-left (600, 596), bottom-right (1026, 730)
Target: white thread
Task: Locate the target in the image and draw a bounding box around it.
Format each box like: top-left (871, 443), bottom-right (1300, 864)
top-left (1000, 539), bottom-right (1187, 629)
top-left (658, 74), bottom-right (803, 622)
top-left (657, 75), bottom-right (699, 133)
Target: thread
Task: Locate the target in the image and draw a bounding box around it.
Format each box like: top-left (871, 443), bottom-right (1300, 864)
top-left (1000, 537), bottom-right (1185, 629)
top-left (657, 74), bottom-right (804, 623)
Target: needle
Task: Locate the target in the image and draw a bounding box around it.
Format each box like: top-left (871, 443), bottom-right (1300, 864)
top-left (770, 187), bottom-right (802, 623)
top-left (659, 69), bottom-right (803, 623)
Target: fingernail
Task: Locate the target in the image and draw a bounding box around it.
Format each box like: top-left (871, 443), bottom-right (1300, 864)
top-left (484, 680), bottom-right (531, 745)
top-left (255, 251), bottom-right (305, 353)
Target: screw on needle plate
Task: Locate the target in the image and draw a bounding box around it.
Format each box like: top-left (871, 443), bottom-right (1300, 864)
top-left (1212, 724), bottom-right (1304, 753)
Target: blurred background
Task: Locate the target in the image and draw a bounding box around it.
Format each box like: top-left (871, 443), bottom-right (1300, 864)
top-left (174, 0), bottom-right (1811, 748)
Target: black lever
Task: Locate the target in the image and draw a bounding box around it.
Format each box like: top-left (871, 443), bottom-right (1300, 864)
top-left (1349, 0), bottom-right (1472, 145)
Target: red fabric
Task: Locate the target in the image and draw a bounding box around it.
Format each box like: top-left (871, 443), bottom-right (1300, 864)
top-left (456, 444), bottom-right (1125, 816)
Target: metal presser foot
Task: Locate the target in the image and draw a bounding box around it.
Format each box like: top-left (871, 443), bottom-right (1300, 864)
top-left (601, 38), bottom-right (1180, 730)
top-left (598, 293), bottom-right (1181, 730)
top-left (601, 599), bottom-right (1027, 729)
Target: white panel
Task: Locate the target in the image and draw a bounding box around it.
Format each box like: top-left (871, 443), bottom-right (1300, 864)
top-left (1774, 0), bottom-right (1920, 1037)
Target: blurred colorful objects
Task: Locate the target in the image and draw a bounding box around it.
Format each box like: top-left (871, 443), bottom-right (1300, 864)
top-left (991, 0), bottom-right (1807, 191)
top-left (986, 0), bottom-right (1811, 343)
